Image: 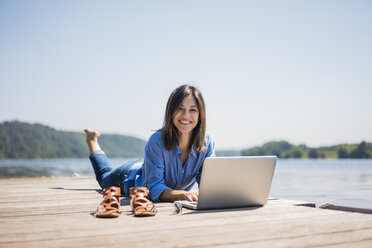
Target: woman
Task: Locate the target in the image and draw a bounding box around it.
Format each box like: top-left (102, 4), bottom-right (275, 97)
top-left (85, 85), bottom-right (215, 217)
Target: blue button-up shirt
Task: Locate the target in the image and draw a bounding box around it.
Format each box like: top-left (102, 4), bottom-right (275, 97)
top-left (124, 131), bottom-right (215, 201)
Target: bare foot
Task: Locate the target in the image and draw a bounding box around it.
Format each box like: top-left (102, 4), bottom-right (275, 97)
top-left (84, 128), bottom-right (101, 153)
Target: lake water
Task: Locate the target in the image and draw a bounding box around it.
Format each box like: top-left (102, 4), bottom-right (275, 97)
top-left (0, 158), bottom-right (371, 209)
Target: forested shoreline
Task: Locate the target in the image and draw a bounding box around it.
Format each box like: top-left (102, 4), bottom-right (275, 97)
top-left (1, 121), bottom-right (371, 159)
top-left (241, 140), bottom-right (372, 159)
top-left (0, 121), bottom-right (146, 159)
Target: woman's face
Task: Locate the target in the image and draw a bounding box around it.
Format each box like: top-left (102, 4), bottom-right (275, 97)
top-left (172, 95), bottom-right (199, 136)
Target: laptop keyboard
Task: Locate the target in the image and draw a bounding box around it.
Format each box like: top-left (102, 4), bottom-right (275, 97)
top-left (174, 200), bottom-right (198, 212)
top-left (178, 200), bottom-right (197, 206)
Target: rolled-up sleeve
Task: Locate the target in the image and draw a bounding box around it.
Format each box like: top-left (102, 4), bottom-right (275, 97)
top-left (142, 135), bottom-right (171, 201)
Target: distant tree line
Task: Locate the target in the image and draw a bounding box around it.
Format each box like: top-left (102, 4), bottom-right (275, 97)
top-left (1, 121), bottom-right (371, 159)
top-left (0, 121), bottom-right (146, 159)
top-left (241, 141), bottom-right (372, 159)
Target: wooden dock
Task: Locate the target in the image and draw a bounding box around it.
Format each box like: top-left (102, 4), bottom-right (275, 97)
top-left (0, 176), bottom-right (371, 248)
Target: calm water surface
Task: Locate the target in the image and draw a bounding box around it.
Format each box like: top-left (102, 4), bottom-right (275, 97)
top-left (271, 159), bottom-right (372, 209)
top-left (0, 158), bottom-right (371, 209)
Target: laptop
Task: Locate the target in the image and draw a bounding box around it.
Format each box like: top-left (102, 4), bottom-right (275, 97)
top-left (176, 156), bottom-right (277, 210)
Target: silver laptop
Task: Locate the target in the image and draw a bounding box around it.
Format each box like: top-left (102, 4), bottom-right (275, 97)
top-left (177, 156), bottom-right (277, 210)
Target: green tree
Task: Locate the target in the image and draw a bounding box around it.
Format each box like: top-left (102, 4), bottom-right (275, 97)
top-left (337, 147), bottom-right (349, 158)
top-left (242, 141), bottom-right (293, 158)
top-left (350, 141), bottom-right (372, 158)
top-left (291, 148), bottom-right (303, 158)
top-left (0, 121), bottom-right (146, 159)
top-left (308, 149), bottom-right (319, 159)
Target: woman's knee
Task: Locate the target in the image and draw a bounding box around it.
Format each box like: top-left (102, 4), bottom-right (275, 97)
top-left (96, 170), bottom-right (114, 189)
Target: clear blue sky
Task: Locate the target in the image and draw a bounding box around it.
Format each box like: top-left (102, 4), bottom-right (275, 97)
top-left (1, 0), bottom-right (371, 149)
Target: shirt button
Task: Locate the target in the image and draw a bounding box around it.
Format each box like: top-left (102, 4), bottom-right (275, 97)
top-left (182, 170), bottom-right (185, 173)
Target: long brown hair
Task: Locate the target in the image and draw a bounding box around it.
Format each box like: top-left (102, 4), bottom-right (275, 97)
top-left (161, 85), bottom-right (206, 152)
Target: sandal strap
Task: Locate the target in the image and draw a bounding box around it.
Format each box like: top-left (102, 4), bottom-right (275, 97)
top-left (132, 196), bottom-right (156, 212)
top-left (129, 187), bottom-right (157, 216)
top-left (96, 204), bottom-right (120, 215)
top-left (102, 186), bottom-right (121, 197)
top-left (95, 188), bottom-right (121, 218)
top-left (130, 187), bottom-right (149, 197)
top-left (97, 204), bottom-right (119, 211)
top-left (96, 196), bottom-right (119, 213)
top-left (134, 203), bottom-right (156, 213)
top-left (100, 195), bottom-right (119, 207)
top-left (130, 187), bottom-right (151, 209)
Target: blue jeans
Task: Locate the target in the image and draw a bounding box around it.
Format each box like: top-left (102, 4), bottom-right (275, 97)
top-left (89, 150), bottom-right (143, 195)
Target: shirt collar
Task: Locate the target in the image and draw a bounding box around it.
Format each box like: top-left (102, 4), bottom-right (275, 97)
top-left (189, 146), bottom-right (197, 158)
top-left (175, 145), bottom-right (197, 158)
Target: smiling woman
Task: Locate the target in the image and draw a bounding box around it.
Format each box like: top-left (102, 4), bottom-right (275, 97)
top-left (172, 96), bottom-right (200, 165)
top-left (162, 85), bottom-right (207, 163)
top-left (84, 85), bottom-right (215, 218)
top-left (173, 96), bottom-right (199, 139)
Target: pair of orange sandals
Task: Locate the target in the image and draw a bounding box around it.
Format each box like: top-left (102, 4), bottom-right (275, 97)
top-left (94, 186), bottom-right (157, 217)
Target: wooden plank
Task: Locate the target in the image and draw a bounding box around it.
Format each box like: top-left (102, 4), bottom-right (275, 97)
top-left (1, 220), bottom-right (371, 248)
top-left (0, 177), bottom-right (371, 248)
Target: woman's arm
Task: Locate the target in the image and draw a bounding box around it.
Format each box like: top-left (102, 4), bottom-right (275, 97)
top-left (159, 189), bottom-right (198, 202)
top-left (142, 133), bottom-right (171, 201)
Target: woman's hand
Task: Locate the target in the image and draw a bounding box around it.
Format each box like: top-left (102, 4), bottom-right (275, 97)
top-left (159, 189), bottom-right (199, 202)
top-left (184, 191), bottom-right (198, 202)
